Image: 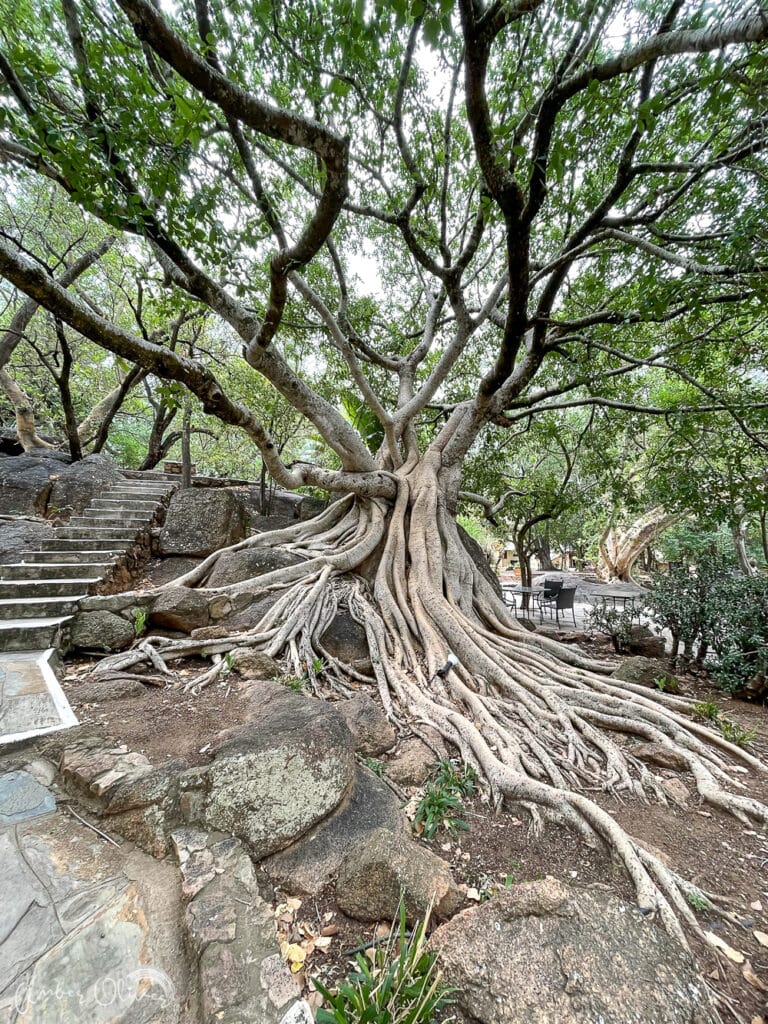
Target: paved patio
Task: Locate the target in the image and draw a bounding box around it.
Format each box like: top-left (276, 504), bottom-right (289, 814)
top-left (0, 651), bottom-right (78, 747)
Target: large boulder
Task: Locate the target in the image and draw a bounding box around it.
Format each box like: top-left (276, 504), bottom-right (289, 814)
top-left (0, 453), bottom-right (63, 515)
top-left (49, 454), bottom-right (122, 515)
top-left (159, 489), bottom-right (247, 557)
top-left (206, 546), bottom-right (305, 588)
top-left (319, 609), bottom-right (370, 670)
top-left (189, 681), bottom-right (355, 857)
top-left (336, 827), bottom-right (463, 924)
top-left (69, 610), bottom-right (136, 651)
top-left (0, 518), bottom-right (54, 561)
top-left (428, 877), bottom-right (718, 1024)
top-left (150, 587), bottom-right (210, 632)
top-left (263, 766), bottom-right (408, 894)
top-left (611, 656), bottom-right (664, 687)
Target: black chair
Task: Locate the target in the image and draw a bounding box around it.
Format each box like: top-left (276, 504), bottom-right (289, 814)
top-left (536, 578), bottom-right (562, 619)
top-left (550, 586), bottom-right (577, 628)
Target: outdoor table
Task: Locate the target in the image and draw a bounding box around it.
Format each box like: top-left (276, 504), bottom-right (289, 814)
top-left (510, 585), bottom-right (546, 615)
top-left (590, 589), bottom-right (644, 621)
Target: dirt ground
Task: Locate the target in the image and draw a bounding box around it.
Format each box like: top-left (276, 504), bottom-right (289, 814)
top-left (57, 635), bottom-right (768, 1023)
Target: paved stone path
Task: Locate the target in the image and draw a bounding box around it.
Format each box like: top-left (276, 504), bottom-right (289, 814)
top-left (0, 764), bottom-right (187, 1024)
top-left (0, 653), bottom-right (77, 746)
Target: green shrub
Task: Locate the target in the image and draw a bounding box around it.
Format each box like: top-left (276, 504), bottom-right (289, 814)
top-left (313, 898), bottom-right (454, 1024)
top-left (647, 553), bottom-right (768, 695)
top-left (586, 603), bottom-right (636, 653)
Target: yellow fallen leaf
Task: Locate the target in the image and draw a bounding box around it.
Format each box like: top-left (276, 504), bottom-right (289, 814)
top-left (704, 931), bottom-right (745, 964)
top-left (290, 961), bottom-right (304, 974)
top-left (742, 962), bottom-right (768, 993)
top-left (282, 943), bottom-right (306, 965)
top-left (754, 931), bottom-right (768, 947)
top-left (286, 897), bottom-right (302, 912)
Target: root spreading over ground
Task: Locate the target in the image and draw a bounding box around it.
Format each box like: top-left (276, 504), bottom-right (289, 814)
top-left (92, 478), bottom-right (768, 948)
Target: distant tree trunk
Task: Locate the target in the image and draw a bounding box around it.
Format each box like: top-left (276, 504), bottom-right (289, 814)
top-left (138, 401), bottom-right (178, 470)
top-left (0, 368), bottom-right (55, 451)
top-left (732, 519), bottom-right (757, 576)
top-left (597, 508), bottom-right (678, 583)
top-left (533, 531), bottom-right (555, 571)
top-left (181, 404), bottom-right (192, 489)
top-left (761, 510), bottom-right (768, 565)
top-left (83, 366), bottom-right (147, 453)
top-left (53, 319), bottom-right (82, 461)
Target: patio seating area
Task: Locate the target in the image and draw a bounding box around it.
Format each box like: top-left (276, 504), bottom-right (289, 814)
top-left (501, 574), bottom-right (647, 632)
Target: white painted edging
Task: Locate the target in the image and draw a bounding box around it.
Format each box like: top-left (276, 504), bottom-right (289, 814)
top-left (0, 648), bottom-right (78, 747)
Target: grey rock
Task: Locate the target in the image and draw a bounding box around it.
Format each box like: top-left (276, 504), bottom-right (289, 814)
top-left (661, 777), bottom-right (691, 806)
top-left (198, 681), bottom-right (355, 857)
top-left (263, 766), bottom-right (408, 894)
top-left (229, 648), bottom-right (280, 680)
top-left (0, 771), bottom-right (55, 825)
top-left (428, 877), bottom-right (718, 1024)
top-left (336, 694), bottom-right (395, 757)
top-left (386, 734), bottom-right (445, 787)
top-left (206, 546), bottom-right (305, 588)
top-left (49, 454), bottom-right (122, 516)
top-left (159, 489), bottom-right (247, 556)
top-left (69, 610), bottom-right (136, 652)
top-left (0, 454), bottom-right (58, 515)
top-left (632, 742), bottom-right (690, 772)
top-left (612, 656), bottom-right (665, 687)
top-left (0, 519), bottom-right (54, 561)
top-left (336, 827), bottom-right (463, 924)
top-left (150, 587), bottom-right (210, 633)
top-left (320, 609), bottom-right (370, 669)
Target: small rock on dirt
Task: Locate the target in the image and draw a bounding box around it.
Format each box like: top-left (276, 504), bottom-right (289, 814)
top-left (229, 648), bottom-right (280, 679)
top-left (632, 742), bottom-right (690, 772)
top-left (69, 609), bottom-right (136, 651)
top-left (150, 587), bottom-right (210, 632)
top-left (386, 731), bottom-right (446, 786)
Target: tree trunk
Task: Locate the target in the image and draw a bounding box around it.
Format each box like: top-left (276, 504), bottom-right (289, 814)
top-left (732, 519), bottom-right (756, 576)
top-left (597, 508), bottom-right (678, 583)
top-left (0, 368), bottom-right (55, 451)
top-left (760, 510), bottom-right (768, 565)
top-left (181, 404), bottom-right (192, 489)
top-left (54, 320), bottom-right (82, 462)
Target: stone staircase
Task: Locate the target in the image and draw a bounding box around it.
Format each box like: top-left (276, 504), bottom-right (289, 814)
top-left (0, 476), bottom-right (175, 654)
top-left (0, 475), bottom-right (177, 745)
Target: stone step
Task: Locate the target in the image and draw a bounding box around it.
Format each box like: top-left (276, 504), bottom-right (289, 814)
top-left (11, 550), bottom-right (120, 564)
top-left (111, 484), bottom-right (173, 495)
top-left (0, 579), bottom-right (99, 599)
top-left (88, 501), bottom-right (159, 516)
top-left (0, 617), bottom-right (70, 651)
top-left (40, 538), bottom-right (130, 552)
top-left (0, 561), bottom-right (115, 579)
top-left (52, 527), bottom-right (138, 541)
top-left (70, 514), bottom-right (152, 527)
top-left (0, 596), bottom-right (84, 620)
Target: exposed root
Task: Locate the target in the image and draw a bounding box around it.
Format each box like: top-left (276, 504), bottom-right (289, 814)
top-left (89, 477), bottom-right (768, 945)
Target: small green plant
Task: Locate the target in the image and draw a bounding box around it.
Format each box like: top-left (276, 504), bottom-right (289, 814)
top-left (413, 785), bottom-right (468, 841)
top-left (282, 675), bottom-right (306, 693)
top-left (311, 656), bottom-right (326, 676)
top-left (363, 757), bottom-right (386, 778)
top-left (692, 699), bottom-right (720, 723)
top-left (313, 897), bottom-right (454, 1024)
top-left (132, 607), bottom-right (148, 636)
top-left (653, 675), bottom-right (678, 693)
top-left (717, 717), bottom-right (756, 748)
top-left (433, 759), bottom-right (477, 798)
top-left (686, 890), bottom-right (711, 912)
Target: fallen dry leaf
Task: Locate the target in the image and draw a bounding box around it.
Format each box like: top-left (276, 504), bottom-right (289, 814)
top-left (466, 887), bottom-right (481, 902)
top-left (280, 942), bottom-right (306, 967)
top-left (315, 936), bottom-right (332, 950)
top-left (321, 924), bottom-right (339, 937)
top-left (750, 901), bottom-right (763, 912)
top-left (750, 1017), bottom-right (765, 1024)
top-left (754, 930), bottom-right (768, 947)
top-left (742, 962), bottom-right (768, 993)
top-left (704, 931), bottom-right (745, 964)
top-left (285, 897), bottom-right (302, 912)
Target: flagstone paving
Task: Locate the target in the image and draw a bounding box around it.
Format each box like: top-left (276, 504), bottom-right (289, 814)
top-left (0, 654), bottom-right (77, 746)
